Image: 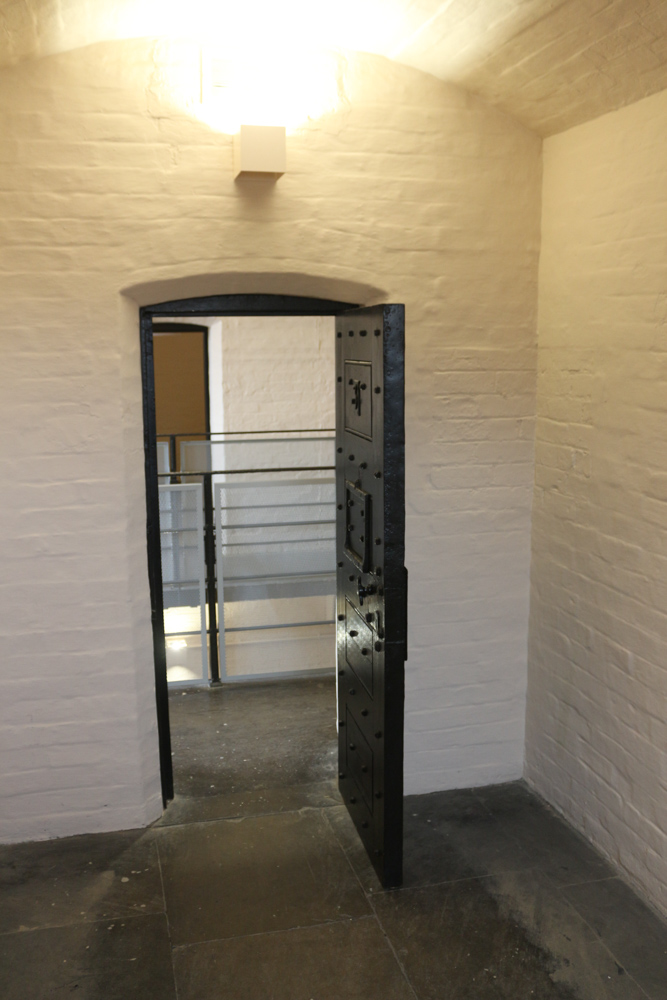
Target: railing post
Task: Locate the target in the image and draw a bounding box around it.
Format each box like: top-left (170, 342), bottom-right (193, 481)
top-left (203, 472), bottom-right (222, 686)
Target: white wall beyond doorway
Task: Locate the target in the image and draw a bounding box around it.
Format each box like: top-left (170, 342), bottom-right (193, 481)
top-left (208, 315), bottom-right (335, 434)
top-left (208, 315), bottom-right (336, 681)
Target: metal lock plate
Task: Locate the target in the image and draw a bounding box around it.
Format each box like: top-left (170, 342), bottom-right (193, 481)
top-left (344, 361), bottom-right (373, 440)
top-left (344, 480), bottom-right (371, 572)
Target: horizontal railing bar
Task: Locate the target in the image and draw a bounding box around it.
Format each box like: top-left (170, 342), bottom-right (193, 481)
top-left (157, 429), bottom-right (334, 438)
top-left (221, 537), bottom-right (335, 548)
top-left (158, 466), bottom-right (335, 476)
top-left (216, 478), bottom-right (335, 489)
top-left (220, 501), bottom-right (334, 511)
top-left (224, 620), bottom-right (334, 633)
top-left (182, 436), bottom-right (335, 445)
top-left (220, 519), bottom-right (335, 530)
top-left (223, 571), bottom-right (335, 583)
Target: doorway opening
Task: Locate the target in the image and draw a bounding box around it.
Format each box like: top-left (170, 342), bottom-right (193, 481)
top-left (140, 293), bottom-right (406, 886)
top-left (140, 295), bottom-right (358, 804)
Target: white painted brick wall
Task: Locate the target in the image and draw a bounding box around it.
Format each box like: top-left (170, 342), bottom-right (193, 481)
top-left (526, 87), bottom-right (667, 919)
top-left (218, 315), bottom-right (335, 433)
top-left (0, 38), bottom-right (541, 841)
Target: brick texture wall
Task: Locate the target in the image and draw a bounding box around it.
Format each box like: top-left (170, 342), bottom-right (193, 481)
top-left (526, 88), bottom-right (667, 918)
top-left (0, 38), bottom-right (541, 841)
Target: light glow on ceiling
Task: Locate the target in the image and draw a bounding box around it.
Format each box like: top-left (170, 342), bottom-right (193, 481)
top-left (197, 45), bottom-right (344, 134)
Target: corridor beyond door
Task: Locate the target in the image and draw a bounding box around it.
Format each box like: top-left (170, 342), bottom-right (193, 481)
top-left (153, 314), bottom-right (338, 686)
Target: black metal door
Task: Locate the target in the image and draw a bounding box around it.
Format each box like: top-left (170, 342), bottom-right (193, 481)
top-left (335, 304), bottom-right (407, 888)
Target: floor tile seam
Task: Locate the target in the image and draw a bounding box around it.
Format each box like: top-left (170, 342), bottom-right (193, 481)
top-left (319, 810), bottom-right (421, 1000)
top-left (552, 883), bottom-right (656, 1000)
top-left (589, 937), bottom-right (654, 1000)
top-left (320, 807), bottom-right (373, 895)
top-left (154, 803), bottom-right (327, 833)
top-left (0, 909), bottom-right (166, 937)
top-left (364, 890), bottom-right (421, 1000)
top-left (370, 869), bottom-right (542, 898)
top-left (170, 913), bottom-right (378, 952)
top-left (556, 874), bottom-right (621, 890)
top-left (155, 833), bottom-right (181, 1000)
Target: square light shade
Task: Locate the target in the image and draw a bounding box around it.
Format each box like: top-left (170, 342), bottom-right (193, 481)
top-left (233, 125), bottom-right (286, 179)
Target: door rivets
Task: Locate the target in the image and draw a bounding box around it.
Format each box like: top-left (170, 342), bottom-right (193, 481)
top-left (339, 720), bottom-right (345, 727)
top-left (337, 376), bottom-right (342, 382)
top-left (362, 821), bottom-right (369, 828)
top-left (337, 447), bottom-right (343, 453)
top-left (337, 331), bottom-right (342, 338)
top-left (349, 688), bottom-right (356, 696)
top-left (375, 641), bottom-right (383, 652)
top-left (375, 566), bottom-right (382, 576)
top-left (375, 731), bottom-right (383, 739)
top-left (348, 331), bottom-right (354, 337)
top-left (361, 709), bottom-right (369, 717)
top-left (365, 612), bottom-right (374, 622)
top-left (348, 454), bottom-right (355, 461)
top-left (337, 504), bottom-right (343, 510)
top-left (361, 647), bottom-right (369, 656)
top-left (339, 772), bottom-right (346, 778)
top-left (360, 330), bottom-right (367, 337)
top-left (337, 561), bottom-right (343, 568)
top-left (375, 791), bottom-right (383, 799)
top-left (349, 629), bottom-right (358, 637)
top-left (350, 796), bottom-right (357, 803)
top-left (374, 329), bottom-right (381, 337)
top-left (349, 743), bottom-right (356, 751)
top-left (375, 537), bottom-right (382, 545)
top-left (374, 386), bottom-right (381, 394)
top-left (349, 575), bottom-right (355, 582)
top-left (374, 471), bottom-right (382, 479)
top-left (337, 613), bottom-right (344, 620)
top-left (360, 461), bottom-right (367, 469)
top-left (338, 669), bottom-right (345, 676)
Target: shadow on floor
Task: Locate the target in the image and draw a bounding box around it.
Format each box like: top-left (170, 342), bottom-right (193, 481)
top-left (1, 676), bottom-right (665, 999)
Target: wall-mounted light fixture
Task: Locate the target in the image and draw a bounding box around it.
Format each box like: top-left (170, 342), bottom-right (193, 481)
top-left (233, 124), bottom-right (286, 179)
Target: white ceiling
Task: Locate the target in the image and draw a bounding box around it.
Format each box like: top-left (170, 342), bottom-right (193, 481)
top-left (2, 0), bottom-right (667, 134)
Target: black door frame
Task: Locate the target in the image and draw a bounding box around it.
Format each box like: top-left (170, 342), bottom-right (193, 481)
top-left (140, 294), bottom-right (358, 805)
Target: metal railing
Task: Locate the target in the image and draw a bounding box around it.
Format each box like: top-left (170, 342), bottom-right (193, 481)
top-left (157, 430), bottom-right (336, 684)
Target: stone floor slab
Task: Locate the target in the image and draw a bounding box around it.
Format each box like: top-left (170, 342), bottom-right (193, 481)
top-left (563, 876), bottom-right (667, 1000)
top-left (173, 917), bottom-right (416, 1000)
top-left (372, 877), bottom-right (647, 1000)
top-left (0, 828), bottom-right (163, 934)
top-left (156, 808), bottom-right (370, 945)
top-left (0, 914), bottom-right (176, 1000)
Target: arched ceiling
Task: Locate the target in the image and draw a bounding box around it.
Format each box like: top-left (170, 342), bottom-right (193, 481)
top-left (2, 0), bottom-right (667, 135)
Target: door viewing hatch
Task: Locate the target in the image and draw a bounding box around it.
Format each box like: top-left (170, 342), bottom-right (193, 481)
top-left (335, 304), bottom-right (407, 889)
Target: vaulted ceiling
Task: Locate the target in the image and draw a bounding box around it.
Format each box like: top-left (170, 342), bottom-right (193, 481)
top-left (2, 0), bottom-right (667, 134)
